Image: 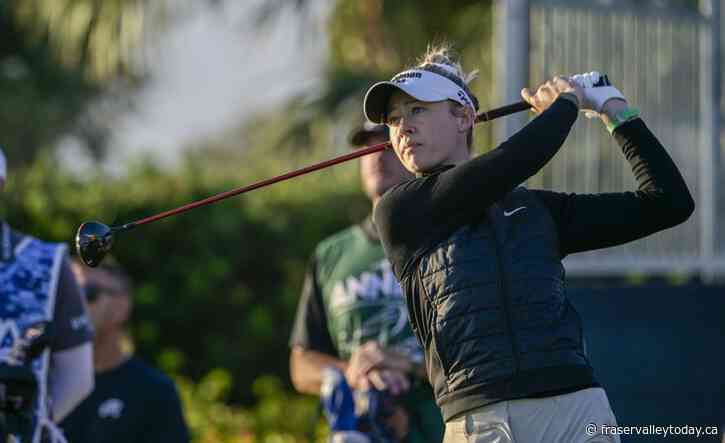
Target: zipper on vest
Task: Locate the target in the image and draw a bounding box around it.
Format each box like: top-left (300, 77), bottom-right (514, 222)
top-left (491, 232), bottom-right (521, 375)
top-left (411, 270), bottom-right (426, 346)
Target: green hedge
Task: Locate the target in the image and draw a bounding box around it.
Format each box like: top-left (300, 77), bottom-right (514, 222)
top-left (1, 151), bottom-right (369, 440)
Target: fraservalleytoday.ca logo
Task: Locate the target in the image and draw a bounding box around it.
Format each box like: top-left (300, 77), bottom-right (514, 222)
top-left (586, 424), bottom-right (719, 439)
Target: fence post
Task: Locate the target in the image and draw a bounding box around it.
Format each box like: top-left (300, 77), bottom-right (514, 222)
top-left (699, 0), bottom-right (721, 281)
top-left (495, 0), bottom-right (530, 143)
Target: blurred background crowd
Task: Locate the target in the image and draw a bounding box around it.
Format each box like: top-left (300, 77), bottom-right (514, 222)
top-left (0, 0), bottom-right (723, 441)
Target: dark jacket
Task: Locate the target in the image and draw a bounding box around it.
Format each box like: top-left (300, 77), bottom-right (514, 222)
top-left (372, 102), bottom-right (695, 422)
top-left (408, 188), bottom-right (595, 421)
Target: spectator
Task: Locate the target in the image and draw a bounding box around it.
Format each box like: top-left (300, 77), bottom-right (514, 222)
top-left (62, 258), bottom-right (189, 443)
top-left (0, 146), bottom-right (94, 442)
top-left (289, 122), bottom-right (444, 442)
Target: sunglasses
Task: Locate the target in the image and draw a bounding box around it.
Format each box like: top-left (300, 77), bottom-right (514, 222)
top-left (83, 284), bottom-right (124, 303)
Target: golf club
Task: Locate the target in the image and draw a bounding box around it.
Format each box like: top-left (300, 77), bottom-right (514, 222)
top-left (76, 100), bottom-right (533, 267)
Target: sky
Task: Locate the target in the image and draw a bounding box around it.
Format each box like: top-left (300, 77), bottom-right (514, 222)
top-left (60, 0), bottom-right (331, 173)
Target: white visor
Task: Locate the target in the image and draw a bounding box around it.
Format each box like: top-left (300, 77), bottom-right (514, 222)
top-left (363, 68), bottom-right (476, 124)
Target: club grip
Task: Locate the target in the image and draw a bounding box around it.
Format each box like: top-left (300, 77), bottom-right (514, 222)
top-left (475, 101), bottom-right (532, 123)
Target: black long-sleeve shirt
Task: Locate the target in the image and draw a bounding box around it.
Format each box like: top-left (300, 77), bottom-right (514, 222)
top-left (374, 98), bottom-right (695, 280)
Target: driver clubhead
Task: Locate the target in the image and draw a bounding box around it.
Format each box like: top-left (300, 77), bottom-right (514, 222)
top-left (75, 221), bottom-right (114, 267)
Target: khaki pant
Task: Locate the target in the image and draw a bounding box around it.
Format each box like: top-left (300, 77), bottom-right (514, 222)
top-left (443, 388), bottom-right (620, 443)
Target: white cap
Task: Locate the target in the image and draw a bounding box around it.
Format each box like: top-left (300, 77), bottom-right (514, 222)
top-left (363, 63), bottom-right (479, 124)
top-left (0, 147), bottom-right (6, 181)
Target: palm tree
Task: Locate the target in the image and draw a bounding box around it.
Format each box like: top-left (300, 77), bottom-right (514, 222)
top-left (6, 0), bottom-right (165, 82)
top-left (0, 0), bottom-right (183, 164)
top-left (242, 0), bottom-right (497, 156)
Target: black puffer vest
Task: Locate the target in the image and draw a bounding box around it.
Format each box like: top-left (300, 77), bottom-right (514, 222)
top-left (405, 188), bottom-right (595, 421)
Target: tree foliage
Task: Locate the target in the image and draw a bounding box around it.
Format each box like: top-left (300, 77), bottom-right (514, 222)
top-left (2, 144), bottom-right (364, 439)
top-left (3, 143), bottom-right (369, 394)
top-left (274, 0), bottom-right (497, 158)
top-left (7, 0), bottom-right (161, 82)
top-left (0, 0), bottom-right (164, 169)
top-left (1, 0), bottom-right (500, 439)
top-left (0, 5), bottom-right (97, 167)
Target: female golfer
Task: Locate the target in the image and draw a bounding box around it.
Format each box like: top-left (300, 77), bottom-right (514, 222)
top-left (363, 45), bottom-right (694, 442)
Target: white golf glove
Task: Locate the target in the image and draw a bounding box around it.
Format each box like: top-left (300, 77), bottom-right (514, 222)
top-left (569, 71), bottom-right (625, 118)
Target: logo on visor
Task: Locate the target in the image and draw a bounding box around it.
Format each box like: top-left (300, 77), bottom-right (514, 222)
top-left (457, 90), bottom-right (472, 107)
top-left (392, 72), bottom-right (422, 84)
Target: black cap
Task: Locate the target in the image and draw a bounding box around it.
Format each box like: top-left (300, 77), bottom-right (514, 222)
top-left (348, 122), bottom-right (389, 148)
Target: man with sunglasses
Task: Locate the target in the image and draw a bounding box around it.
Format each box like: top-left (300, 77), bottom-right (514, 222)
top-left (62, 258), bottom-right (189, 443)
top-left (0, 147), bottom-right (94, 442)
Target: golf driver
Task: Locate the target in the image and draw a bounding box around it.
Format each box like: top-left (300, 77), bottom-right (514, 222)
top-left (76, 100), bottom-right (533, 267)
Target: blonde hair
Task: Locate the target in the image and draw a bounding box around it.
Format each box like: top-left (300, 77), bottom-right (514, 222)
top-left (415, 44), bottom-right (479, 85)
top-left (414, 43), bottom-right (479, 149)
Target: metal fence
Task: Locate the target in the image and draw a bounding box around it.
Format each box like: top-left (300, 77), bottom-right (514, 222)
top-left (496, 0), bottom-right (723, 277)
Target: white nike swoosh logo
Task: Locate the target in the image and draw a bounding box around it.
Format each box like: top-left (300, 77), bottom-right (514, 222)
top-left (503, 206), bottom-right (526, 216)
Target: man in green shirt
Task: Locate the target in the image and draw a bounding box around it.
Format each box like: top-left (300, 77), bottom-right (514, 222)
top-left (289, 123), bottom-right (444, 442)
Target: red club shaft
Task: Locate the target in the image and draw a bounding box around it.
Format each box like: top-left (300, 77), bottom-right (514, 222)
top-left (119, 100), bottom-right (532, 231)
top-left (124, 141), bottom-right (391, 229)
